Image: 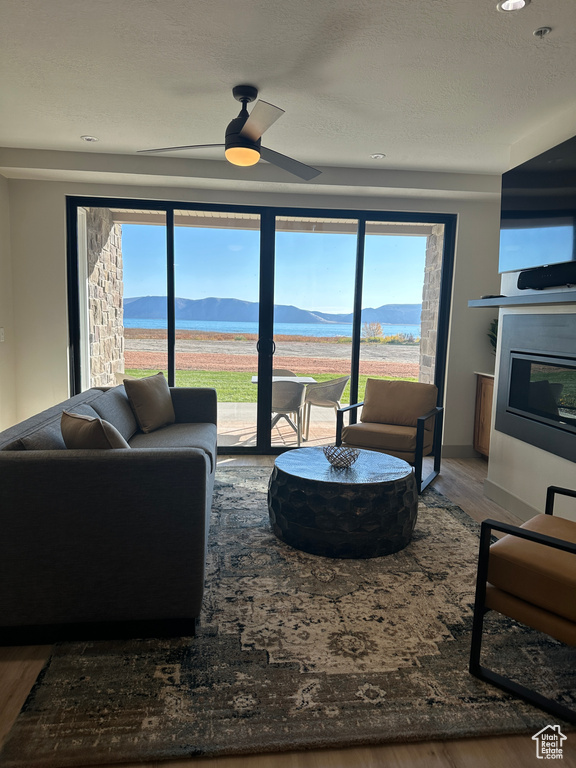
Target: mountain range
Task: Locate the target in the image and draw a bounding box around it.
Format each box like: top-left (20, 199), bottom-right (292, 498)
top-left (123, 296), bottom-right (422, 325)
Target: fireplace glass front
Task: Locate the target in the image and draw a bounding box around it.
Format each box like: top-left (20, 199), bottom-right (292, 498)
top-left (508, 354), bottom-right (576, 435)
top-left (495, 313), bottom-right (576, 463)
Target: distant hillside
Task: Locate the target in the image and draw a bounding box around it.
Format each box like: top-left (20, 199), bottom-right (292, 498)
top-left (123, 296), bottom-right (421, 325)
top-left (315, 304), bottom-right (422, 325)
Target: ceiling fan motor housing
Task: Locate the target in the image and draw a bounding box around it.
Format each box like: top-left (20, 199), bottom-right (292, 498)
top-left (225, 114), bottom-right (261, 154)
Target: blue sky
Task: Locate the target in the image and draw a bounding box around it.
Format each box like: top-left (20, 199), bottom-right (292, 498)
top-left (122, 224), bottom-right (426, 314)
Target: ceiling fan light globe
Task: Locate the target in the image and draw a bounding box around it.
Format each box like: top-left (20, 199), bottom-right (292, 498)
top-left (225, 146), bottom-right (260, 167)
top-left (496, 0), bottom-right (529, 10)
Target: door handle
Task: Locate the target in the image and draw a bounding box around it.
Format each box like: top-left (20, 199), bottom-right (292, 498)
top-left (257, 339), bottom-right (276, 355)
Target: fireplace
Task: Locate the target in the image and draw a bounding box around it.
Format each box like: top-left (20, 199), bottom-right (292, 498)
top-left (495, 314), bottom-right (576, 463)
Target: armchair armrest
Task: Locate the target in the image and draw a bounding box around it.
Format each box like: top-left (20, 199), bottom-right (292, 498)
top-left (414, 405), bottom-right (444, 493)
top-left (170, 387), bottom-right (217, 425)
top-left (545, 485), bottom-right (576, 516)
top-left (415, 405), bottom-right (444, 456)
top-left (416, 405), bottom-right (443, 426)
top-left (336, 402), bottom-right (364, 446)
top-left (479, 518), bottom-right (576, 557)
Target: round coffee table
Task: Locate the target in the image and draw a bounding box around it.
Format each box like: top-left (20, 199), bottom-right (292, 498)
top-left (268, 447), bottom-right (418, 558)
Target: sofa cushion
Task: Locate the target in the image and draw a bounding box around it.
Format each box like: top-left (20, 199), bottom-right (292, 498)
top-left (68, 403), bottom-right (101, 419)
top-left (124, 373), bottom-right (176, 434)
top-left (21, 422), bottom-right (67, 451)
top-left (0, 390), bottom-right (104, 451)
top-left (61, 411), bottom-right (131, 450)
top-left (90, 386), bottom-right (138, 441)
top-left (129, 423), bottom-right (217, 471)
top-left (1, 438), bottom-right (25, 451)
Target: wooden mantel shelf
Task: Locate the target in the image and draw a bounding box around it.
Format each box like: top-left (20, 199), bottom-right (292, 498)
top-left (468, 291), bottom-right (576, 308)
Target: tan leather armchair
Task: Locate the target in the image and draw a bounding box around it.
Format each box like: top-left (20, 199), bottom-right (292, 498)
top-left (336, 379), bottom-right (443, 493)
top-left (470, 486), bottom-right (576, 724)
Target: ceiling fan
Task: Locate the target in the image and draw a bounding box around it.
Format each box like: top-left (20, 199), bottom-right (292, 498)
top-left (138, 85), bottom-right (321, 181)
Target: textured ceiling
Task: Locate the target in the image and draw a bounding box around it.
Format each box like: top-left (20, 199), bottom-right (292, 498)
top-left (1, 0), bottom-right (576, 178)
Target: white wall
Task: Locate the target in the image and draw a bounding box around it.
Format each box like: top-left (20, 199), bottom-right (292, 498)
top-left (486, 305), bottom-right (576, 523)
top-left (9, 181), bottom-right (70, 421)
top-left (5, 178), bottom-right (501, 451)
top-left (0, 177), bottom-right (16, 429)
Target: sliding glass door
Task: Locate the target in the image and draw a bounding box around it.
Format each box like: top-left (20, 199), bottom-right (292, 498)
top-left (359, 222), bottom-right (429, 399)
top-left (272, 216), bottom-right (357, 446)
top-left (174, 211), bottom-right (261, 447)
top-left (69, 198), bottom-right (454, 454)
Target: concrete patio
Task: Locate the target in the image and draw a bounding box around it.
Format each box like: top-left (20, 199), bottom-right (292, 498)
top-left (217, 401), bottom-right (342, 448)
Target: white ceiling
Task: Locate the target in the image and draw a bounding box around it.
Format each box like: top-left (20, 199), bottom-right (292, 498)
top-left (1, 0), bottom-right (576, 185)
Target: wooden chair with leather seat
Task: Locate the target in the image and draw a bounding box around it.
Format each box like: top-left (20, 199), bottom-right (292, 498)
top-left (335, 378), bottom-right (443, 493)
top-left (469, 485), bottom-right (576, 724)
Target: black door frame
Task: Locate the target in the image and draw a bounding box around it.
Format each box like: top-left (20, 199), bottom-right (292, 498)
top-left (66, 196), bottom-right (456, 455)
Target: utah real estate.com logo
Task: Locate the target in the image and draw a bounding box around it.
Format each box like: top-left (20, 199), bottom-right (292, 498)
top-left (532, 725), bottom-right (568, 760)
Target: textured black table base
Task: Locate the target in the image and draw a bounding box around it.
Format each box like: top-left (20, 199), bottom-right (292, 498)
top-left (268, 448), bottom-right (418, 558)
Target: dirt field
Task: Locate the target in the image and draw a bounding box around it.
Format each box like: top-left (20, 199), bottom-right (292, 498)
top-left (124, 328), bottom-right (420, 378)
top-left (124, 351), bottom-right (418, 378)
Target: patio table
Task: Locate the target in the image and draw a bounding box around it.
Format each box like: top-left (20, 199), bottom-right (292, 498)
top-left (251, 376), bottom-right (316, 384)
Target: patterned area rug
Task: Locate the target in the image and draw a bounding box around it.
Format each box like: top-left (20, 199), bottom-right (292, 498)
top-left (1, 468), bottom-right (574, 767)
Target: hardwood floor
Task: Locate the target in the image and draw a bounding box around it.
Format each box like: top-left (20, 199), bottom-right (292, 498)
top-left (1, 458), bottom-right (572, 768)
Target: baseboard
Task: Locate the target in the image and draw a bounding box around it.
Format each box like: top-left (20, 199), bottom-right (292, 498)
top-left (483, 479), bottom-right (540, 522)
top-left (441, 445), bottom-right (481, 459)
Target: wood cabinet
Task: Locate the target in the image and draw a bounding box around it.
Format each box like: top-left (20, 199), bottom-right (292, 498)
top-left (474, 373), bottom-right (494, 457)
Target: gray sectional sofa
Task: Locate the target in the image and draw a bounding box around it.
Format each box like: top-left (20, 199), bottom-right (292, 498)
top-left (0, 384), bottom-right (217, 645)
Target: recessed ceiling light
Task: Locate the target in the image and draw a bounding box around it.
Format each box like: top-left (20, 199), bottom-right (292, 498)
top-left (80, 135), bottom-right (99, 142)
top-left (496, 0), bottom-right (530, 11)
top-left (533, 26), bottom-right (552, 38)
top-left (371, 153), bottom-right (386, 160)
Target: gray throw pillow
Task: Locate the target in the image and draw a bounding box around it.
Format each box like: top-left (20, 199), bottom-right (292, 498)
top-left (123, 372), bottom-right (176, 434)
top-left (61, 411), bottom-right (131, 449)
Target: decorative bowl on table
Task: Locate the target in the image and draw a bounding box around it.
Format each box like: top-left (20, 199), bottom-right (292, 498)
top-left (322, 445), bottom-right (360, 468)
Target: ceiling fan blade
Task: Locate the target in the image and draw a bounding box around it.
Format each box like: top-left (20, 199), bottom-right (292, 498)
top-left (240, 100), bottom-right (285, 141)
top-left (138, 143), bottom-right (224, 154)
top-left (260, 146), bottom-right (321, 181)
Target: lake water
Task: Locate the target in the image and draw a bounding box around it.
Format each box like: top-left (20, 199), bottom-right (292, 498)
top-left (124, 319), bottom-right (421, 338)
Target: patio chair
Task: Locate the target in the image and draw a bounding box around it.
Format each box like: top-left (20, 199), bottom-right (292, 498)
top-left (469, 485), bottom-right (576, 724)
top-left (114, 372), bottom-right (137, 385)
top-left (272, 368), bottom-right (297, 377)
top-left (303, 375), bottom-right (350, 442)
top-left (336, 378), bottom-right (443, 493)
top-left (271, 380), bottom-right (306, 446)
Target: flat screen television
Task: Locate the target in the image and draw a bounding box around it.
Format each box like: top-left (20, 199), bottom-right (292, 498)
top-left (499, 134), bottom-right (576, 274)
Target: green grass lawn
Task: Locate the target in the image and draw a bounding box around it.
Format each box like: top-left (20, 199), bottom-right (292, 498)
top-left (125, 369), bottom-right (416, 403)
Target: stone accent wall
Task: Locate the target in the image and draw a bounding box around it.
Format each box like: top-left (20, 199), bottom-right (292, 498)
top-left (419, 224), bottom-right (444, 385)
top-left (85, 208), bottom-right (124, 387)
